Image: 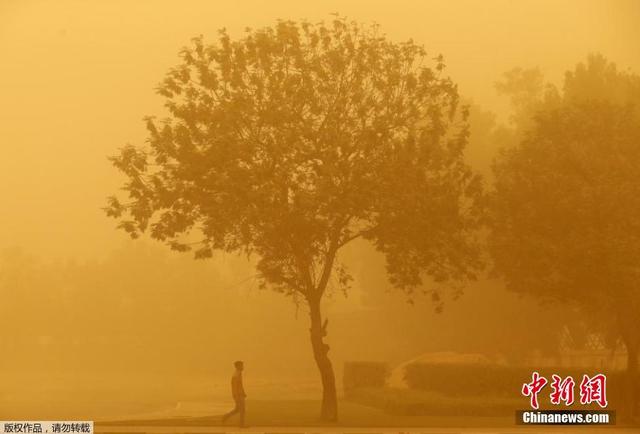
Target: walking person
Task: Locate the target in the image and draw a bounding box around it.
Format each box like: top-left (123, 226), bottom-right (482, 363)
top-left (221, 360), bottom-right (247, 427)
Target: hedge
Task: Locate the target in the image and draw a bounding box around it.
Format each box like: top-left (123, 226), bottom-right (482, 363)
top-left (346, 387), bottom-right (521, 416)
top-left (403, 363), bottom-right (628, 405)
top-left (343, 361), bottom-right (389, 395)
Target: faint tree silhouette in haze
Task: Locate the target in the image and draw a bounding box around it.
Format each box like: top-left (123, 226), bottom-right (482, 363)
top-left (105, 17), bottom-right (483, 422)
top-left (490, 54), bottom-right (640, 420)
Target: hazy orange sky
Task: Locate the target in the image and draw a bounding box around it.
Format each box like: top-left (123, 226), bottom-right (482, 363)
top-left (2, 1), bottom-right (639, 420)
top-left (1, 0), bottom-right (639, 261)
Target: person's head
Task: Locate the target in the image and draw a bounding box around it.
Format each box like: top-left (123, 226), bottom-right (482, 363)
top-left (234, 360), bottom-right (244, 371)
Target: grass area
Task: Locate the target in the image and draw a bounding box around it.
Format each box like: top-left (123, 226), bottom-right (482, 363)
top-left (96, 386), bottom-right (639, 428)
top-left (98, 399), bottom-right (512, 428)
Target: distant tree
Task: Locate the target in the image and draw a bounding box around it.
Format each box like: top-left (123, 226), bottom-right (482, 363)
top-left (105, 17), bottom-right (483, 421)
top-left (465, 102), bottom-right (516, 181)
top-left (490, 55), bottom-right (640, 418)
top-left (495, 66), bottom-right (561, 134)
top-left (563, 54), bottom-right (640, 105)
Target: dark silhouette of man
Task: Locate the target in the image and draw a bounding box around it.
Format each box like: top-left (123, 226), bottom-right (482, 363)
top-left (221, 360), bottom-right (246, 427)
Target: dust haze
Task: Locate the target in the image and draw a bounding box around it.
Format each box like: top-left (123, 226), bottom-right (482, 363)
top-left (1, 0), bottom-right (639, 422)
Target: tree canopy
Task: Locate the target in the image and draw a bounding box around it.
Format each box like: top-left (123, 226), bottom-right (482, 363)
top-left (489, 55), bottom-right (640, 416)
top-left (106, 18), bottom-right (483, 299)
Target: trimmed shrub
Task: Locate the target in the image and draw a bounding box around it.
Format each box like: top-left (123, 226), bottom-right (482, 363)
top-left (346, 387), bottom-right (521, 416)
top-left (345, 368), bottom-right (630, 417)
top-left (404, 363), bottom-right (523, 397)
top-left (404, 363), bottom-right (627, 405)
top-left (344, 361), bottom-right (389, 395)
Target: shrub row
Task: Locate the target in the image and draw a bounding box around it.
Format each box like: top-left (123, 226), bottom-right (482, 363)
top-left (403, 363), bottom-right (628, 403)
top-left (346, 387), bottom-right (521, 416)
top-left (343, 361), bottom-right (389, 395)
top-left (343, 361), bottom-right (632, 415)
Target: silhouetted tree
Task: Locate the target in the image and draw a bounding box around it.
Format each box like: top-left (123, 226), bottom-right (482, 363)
top-left (490, 55), bottom-right (640, 419)
top-left (105, 17), bottom-right (483, 421)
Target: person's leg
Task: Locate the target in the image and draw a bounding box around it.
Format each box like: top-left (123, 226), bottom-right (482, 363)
top-left (238, 398), bottom-right (245, 427)
top-left (221, 400), bottom-right (240, 423)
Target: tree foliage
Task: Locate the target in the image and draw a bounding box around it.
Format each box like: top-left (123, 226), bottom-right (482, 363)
top-left (105, 18), bottom-right (483, 300)
top-left (490, 55), bottom-right (640, 367)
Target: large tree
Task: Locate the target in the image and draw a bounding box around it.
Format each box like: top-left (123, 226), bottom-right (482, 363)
top-left (105, 18), bottom-right (482, 421)
top-left (490, 55), bottom-right (640, 418)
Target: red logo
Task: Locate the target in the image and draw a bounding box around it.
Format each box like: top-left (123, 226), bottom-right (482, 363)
top-left (579, 374), bottom-right (608, 408)
top-left (522, 372), bottom-right (608, 409)
top-left (522, 371), bottom-right (548, 409)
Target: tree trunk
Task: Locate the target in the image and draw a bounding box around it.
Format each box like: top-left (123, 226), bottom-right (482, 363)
top-left (308, 297), bottom-right (338, 422)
